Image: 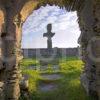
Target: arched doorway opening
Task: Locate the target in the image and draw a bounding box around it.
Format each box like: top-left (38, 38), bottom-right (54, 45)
top-left (19, 5), bottom-right (91, 100)
top-left (21, 5), bottom-right (80, 52)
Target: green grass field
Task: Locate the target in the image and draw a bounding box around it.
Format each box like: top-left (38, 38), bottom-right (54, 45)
top-left (20, 57), bottom-right (94, 100)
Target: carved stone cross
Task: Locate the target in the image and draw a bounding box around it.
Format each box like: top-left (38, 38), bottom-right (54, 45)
top-left (43, 24), bottom-right (55, 49)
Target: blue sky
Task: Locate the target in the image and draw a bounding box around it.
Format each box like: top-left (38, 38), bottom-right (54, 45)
top-left (21, 5), bottom-right (81, 48)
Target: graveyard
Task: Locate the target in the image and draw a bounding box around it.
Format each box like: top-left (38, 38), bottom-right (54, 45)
top-left (19, 23), bottom-right (95, 100)
top-left (20, 57), bottom-right (93, 100)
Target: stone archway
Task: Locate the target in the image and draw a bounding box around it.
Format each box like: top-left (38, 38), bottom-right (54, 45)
top-left (0, 0), bottom-right (100, 100)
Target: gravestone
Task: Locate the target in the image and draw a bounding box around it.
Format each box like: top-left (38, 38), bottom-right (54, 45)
top-left (39, 24), bottom-right (59, 66)
top-left (43, 24), bottom-right (55, 50)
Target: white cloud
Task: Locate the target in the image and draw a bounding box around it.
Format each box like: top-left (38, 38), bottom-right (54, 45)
top-left (22, 5), bottom-right (81, 48)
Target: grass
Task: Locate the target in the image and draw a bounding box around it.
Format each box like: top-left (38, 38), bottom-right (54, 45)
top-left (20, 58), bottom-right (39, 67)
top-left (20, 57), bottom-right (94, 100)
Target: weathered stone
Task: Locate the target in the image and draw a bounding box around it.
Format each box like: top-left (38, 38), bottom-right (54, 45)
top-left (43, 24), bottom-right (55, 49)
top-left (78, 0), bottom-right (100, 98)
top-left (22, 48), bottom-right (79, 58)
top-left (20, 75), bottom-right (29, 90)
top-left (0, 82), bottom-right (4, 100)
top-left (20, 75), bottom-right (30, 99)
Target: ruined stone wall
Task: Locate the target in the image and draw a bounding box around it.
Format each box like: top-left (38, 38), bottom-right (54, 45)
top-left (0, 1), bottom-right (22, 99)
top-left (78, 0), bottom-right (100, 99)
top-left (92, 0), bottom-right (100, 98)
top-left (0, 3), bottom-right (6, 100)
top-left (22, 48), bottom-right (79, 58)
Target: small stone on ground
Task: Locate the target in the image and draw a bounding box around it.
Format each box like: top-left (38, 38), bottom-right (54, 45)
top-left (39, 83), bottom-right (58, 92)
top-left (41, 74), bottom-right (62, 80)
